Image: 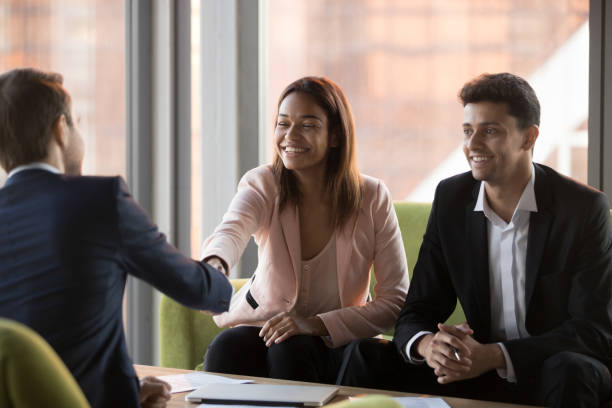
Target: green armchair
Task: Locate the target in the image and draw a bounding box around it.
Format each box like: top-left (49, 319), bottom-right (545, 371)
top-left (160, 278), bottom-right (249, 369)
top-left (0, 318), bottom-right (90, 408)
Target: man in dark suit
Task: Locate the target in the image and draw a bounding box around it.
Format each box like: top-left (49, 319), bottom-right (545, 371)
top-left (0, 68), bottom-right (233, 407)
top-left (339, 73), bottom-right (612, 407)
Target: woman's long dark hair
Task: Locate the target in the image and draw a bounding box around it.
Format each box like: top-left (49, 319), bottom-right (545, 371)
top-left (272, 76), bottom-right (363, 229)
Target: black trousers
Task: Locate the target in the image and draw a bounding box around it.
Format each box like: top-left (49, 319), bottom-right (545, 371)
top-left (203, 326), bottom-right (347, 384)
top-left (338, 338), bottom-right (612, 408)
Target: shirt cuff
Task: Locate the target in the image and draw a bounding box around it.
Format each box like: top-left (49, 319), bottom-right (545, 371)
top-left (496, 342), bottom-right (517, 383)
top-left (404, 331), bottom-right (432, 364)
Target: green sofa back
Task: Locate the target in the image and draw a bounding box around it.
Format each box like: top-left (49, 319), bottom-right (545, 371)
top-left (393, 203), bottom-right (465, 325)
top-left (159, 205), bottom-right (612, 370)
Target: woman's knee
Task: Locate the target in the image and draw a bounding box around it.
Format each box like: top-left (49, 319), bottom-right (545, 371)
top-left (267, 335), bottom-right (329, 381)
top-left (212, 326), bottom-right (257, 348)
top-left (339, 338), bottom-right (406, 389)
top-left (204, 326), bottom-right (263, 373)
top-left (268, 335), bottom-right (320, 358)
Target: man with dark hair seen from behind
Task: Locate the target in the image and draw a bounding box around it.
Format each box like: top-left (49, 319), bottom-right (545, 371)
top-left (0, 68), bottom-right (233, 407)
top-left (339, 72), bottom-right (612, 407)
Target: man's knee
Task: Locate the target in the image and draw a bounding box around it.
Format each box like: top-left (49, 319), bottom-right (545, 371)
top-left (339, 338), bottom-right (402, 388)
top-left (542, 351), bottom-right (604, 382)
top-left (539, 351), bottom-right (611, 407)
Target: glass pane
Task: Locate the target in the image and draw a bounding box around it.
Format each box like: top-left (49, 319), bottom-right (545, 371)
top-left (0, 0), bottom-right (126, 329)
top-left (191, 0), bottom-right (202, 258)
top-left (0, 0), bottom-right (126, 185)
top-left (267, 0), bottom-right (589, 202)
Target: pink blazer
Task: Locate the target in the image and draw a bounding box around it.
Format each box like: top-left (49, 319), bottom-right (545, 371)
top-left (202, 165), bottom-right (410, 347)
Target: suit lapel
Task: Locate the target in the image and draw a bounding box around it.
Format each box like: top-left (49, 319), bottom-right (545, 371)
top-left (466, 202), bottom-right (492, 336)
top-left (465, 180), bottom-right (493, 335)
top-left (525, 165), bottom-right (553, 309)
top-left (279, 203), bottom-right (301, 284)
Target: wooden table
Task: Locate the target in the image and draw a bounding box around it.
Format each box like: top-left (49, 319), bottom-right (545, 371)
top-left (135, 365), bottom-right (542, 408)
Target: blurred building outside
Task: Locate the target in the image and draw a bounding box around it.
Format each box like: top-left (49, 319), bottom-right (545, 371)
top-left (266, 0), bottom-right (589, 203)
top-left (0, 0), bottom-right (126, 185)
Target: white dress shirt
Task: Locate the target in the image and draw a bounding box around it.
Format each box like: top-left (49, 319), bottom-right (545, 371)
top-left (7, 162), bottom-right (60, 179)
top-left (406, 166), bottom-right (537, 383)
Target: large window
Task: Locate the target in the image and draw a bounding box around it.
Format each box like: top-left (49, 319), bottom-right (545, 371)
top-left (268, 0), bottom-right (589, 202)
top-left (191, 0), bottom-right (202, 258)
top-left (0, 0), bottom-right (126, 185)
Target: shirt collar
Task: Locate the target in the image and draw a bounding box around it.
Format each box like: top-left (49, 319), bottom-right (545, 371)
top-left (474, 164), bottom-right (538, 219)
top-left (7, 162), bottom-right (61, 179)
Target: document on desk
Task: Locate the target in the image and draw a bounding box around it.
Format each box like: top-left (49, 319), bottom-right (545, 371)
top-left (158, 372), bottom-right (252, 394)
top-left (394, 397), bottom-right (450, 408)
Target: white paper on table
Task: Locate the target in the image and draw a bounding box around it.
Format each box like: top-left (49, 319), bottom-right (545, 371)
top-left (158, 372), bottom-right (252, 393)
top-left (394, 397), bottom-right (451, 408)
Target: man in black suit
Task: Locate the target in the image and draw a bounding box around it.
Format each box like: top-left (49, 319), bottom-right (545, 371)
top-left (339, 73), bottom-right (612, 407)
top-left (0, 68), bottom-right (233, 407)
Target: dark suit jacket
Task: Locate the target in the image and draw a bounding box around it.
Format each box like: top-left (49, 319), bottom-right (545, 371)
top-left (394, 163), bottom-right (612, 384)
top-left (0, 169), bottom-right (233, 407)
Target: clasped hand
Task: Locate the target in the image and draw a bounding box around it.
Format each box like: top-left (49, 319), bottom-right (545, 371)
top-left (417, 322), bottom-right (502, 384)
top-left (259, 312), bottom-right (327, 347)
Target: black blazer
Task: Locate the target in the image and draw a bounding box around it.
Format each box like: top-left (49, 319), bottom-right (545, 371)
top-left (0, 169), bottom-right (233, 408)
top-left (394, 163), bottom-right (612, 384)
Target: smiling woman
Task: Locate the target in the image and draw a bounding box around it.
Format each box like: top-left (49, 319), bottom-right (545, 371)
top-left (272, 77), bottom-right (362, 230)
top-left (275, 93), bottom-right (331, 175)
top-left (199, 76), bottom-right (410, 385)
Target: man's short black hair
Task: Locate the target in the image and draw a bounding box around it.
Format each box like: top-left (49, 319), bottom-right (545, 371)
top-left (0, 68), bottom-right (73, 172)
top-left (459, 73), bottom-right (540, 129)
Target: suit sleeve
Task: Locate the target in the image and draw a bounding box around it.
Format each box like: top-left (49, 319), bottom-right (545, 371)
top-left (392, 182), bottom-right (459, 359)
top-left (317, 180), bottom-right (410, 347)
top-left (114, 177), bottom-right (232, 313)
top-left (503, 192), bottom-right (612, 382)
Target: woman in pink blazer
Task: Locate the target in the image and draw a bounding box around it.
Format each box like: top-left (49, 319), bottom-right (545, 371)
top-left (202, 77), bottom-right (409, 384)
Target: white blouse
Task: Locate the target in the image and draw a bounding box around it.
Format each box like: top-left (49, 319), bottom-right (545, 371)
top-left (294, 233), bottom-right (341, 318)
